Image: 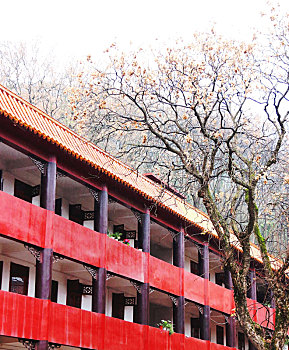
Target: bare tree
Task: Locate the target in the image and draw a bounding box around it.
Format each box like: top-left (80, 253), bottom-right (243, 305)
top-left (68, 11), bottom-right (289, 349)
top-left (0, 40), bottom-right (77, 127)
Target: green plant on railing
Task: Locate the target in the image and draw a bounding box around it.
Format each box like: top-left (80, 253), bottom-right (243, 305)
top-left (157, 320), bottom-right (174, 335)
top-left (108, 231), bottom-right (122, 240)
top-left (108, 232), bottom-right (130, 246)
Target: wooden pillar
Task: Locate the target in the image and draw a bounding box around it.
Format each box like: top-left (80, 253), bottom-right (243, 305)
top-left (225, 268), bottom-right (236, 348)
top-left (36, 158), bottom-right (56, 300)
top-left (0, 169), bottom-right (3, 190)
top-left (40, 159), bottom-right (57, 211)
top-left (138, 209), bottom-right (150, 253)
top-left (134, 283), bottom-right (149, 325)
top-left (173, 296), bottom-right (185, 334)
top-left (200, 305), bottom-right (210, 341)
top-left (36, 341), bottom-right (49, 350)
top-left (37, 158), bottom-right (56, 350)
top-left (92, 267), bottom-right (106, 314)
top-left (173, 230), bottom-right (184, 268)
top-left (198, 243), bottom-right (209, 279)
top-left (199, 243), bottom-right (210, 340)
top-left (172, 229), bottom-right (184, 334)
top-left (94, 186), bottom-right (108, 234)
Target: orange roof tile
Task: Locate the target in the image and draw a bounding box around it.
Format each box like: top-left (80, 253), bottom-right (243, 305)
top-left (0, 84), bottom-right (280, 268)
top-left (0, 84), bottom-right (214, 234)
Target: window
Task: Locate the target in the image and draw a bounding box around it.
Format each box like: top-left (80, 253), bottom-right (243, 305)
top-left (0, 261), bottom-right (3, 289)
top-left (51, 280), bottom-right (58, 303)
top-left (216, 325), bottom-right (224, 345)
top-left (112, 293), bottom-right (125, 320)
top-left (14, 179), bottom-right (33, 203)
top-left (238, 332), bottom-right (245, 350)
top-left (69, 204), bottom-right (83, 225)
top-left (55, 198), bottom-right (62, 216)
top-left (66, 279), bottom-right (82, 308)
top-left (9, 262), bottom-right (29, 295)
top-left (215, 272), bottom-right (225, 287)
top-left (191, 317), bottom-right (200, 338)
top-left (190, 260), bottom-right (199, 276)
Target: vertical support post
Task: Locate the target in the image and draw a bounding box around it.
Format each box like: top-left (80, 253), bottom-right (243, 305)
top-left (94, 186), bottom-right (108, 234)
top-left (173, 230), bottom-right (184, 268)
top-left (225, 267), bottom-right (236, 348)
top-left (92, 267), bottom-right (106, 314)
top-left (198, 243), bottom-right (209, 280)
top-left (37, 157), bottom-right (56, 350)
top-left (133, 283), bottom-right (149, 325)
top-left (199, 243), bottom-right (210, 340)
top-left (173, 296), bottom-right (185, 334)
top-left (138, 209), bottom-right (150, 253)
top-left (40, 159), bottom-right (57, 211)
top-left (200, 305), bottom-right (210, 341)
top-left (0, 169), bottom-right (3, 191)
top-left (172, 229), bottom-right (184, 334)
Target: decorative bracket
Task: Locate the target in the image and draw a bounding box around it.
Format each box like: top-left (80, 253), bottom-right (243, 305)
top-left (32, 184), bottom-right (40, 197)
top-left (125, 297), bottom-right (136, 306)
top-left (56, 170), bottom-right (66, 179)
top-left (29, 157), bottom-right (46, 175)
top-left (131, 208), bottom-right (142, 223)
top-left (169, 295), bottom-right (179, 306)
top-left (48, 343), bottom-right (61, 350)
top-left (53, 254), bottom-right (64, 263)
top-left (83, 211), bottom-right (95, 221)
top-left (196, 304), bottom-right (203, 315)
top-left (130, 280), bottom-right (142, 293)
top-left (24, 244), bottom-right (41, 262)
top-left (89, 188), bottom-right (99, 202)
top-left (83, 264), bottom-right (98, 279)
top-left (167, 229), bottom-right (180, 241)
top-left (149, 287), bottom-right (155, 294)
top-left (82, 285), bottom-right (93, 295)
top-left (108, 196), bottom-right (116, 204)
top-left (19, 339), bottom-right (36, 350)
top-left (106, 272), bottom-right (114, 281)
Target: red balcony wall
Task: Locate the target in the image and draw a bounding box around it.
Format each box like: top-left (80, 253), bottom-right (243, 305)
top-left (149, 256), bottom-right (181, 295)
top-left (184, 337), bottom-right (209, 350)
top-left (0, 290), bottom-right (48, 340)
top-left (52, 215), bottom-right (105, 267)
top-left (209, 281), bottom-right (233, 314)
top-left (106, 237), bottom-right (145, 282)
top-left (184, 271), bottom-right (205, 305)
top-left (0, 191), bottom-right (46, 247)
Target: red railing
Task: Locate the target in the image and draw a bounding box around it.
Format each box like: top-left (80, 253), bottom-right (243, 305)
top-left (0, 191), bottom-right (278, 325)
top-left (0, 290), bottom-right (234, 350)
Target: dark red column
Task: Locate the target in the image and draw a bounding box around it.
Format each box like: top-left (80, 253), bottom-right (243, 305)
top-left (225, 268), bottom-right (236, 348)
top-left (199, 243), bottom-right (210, 340)
top-left (173, 229), bottom-right (185, 334)
top-left (40, 159), bottom-right (57, 211)
top-left (92, 268), bottom-right (106, 314)
top-left (134, 283), bottom-right (150, 325)
top-left (94, 186), bottom-right (108, 234)
top-left (0, 169), bottom-right (3, 190)
top-left (37, 158), bottom-right (56, 350)
top-left (138, 209), bottom-right (150, 253)
top-left (92, 186), bottom-right (108, 313)
top-left (173, 296), bottom-right (185, 334)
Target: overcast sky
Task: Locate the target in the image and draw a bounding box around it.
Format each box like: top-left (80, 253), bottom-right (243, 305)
top-left (1, 0), bottom-right (289, 62)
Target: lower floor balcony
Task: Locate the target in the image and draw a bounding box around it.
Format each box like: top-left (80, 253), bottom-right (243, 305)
top-left (0, 290), bottom-right (234, 350)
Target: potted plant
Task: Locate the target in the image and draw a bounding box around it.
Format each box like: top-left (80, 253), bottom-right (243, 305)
top-left (108, 232), bottom-right (130, 246)
top-left (157, 320), bottom-right (174, 335)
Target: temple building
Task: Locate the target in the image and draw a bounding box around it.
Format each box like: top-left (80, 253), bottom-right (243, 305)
top-left (0, 84), bottom-right (277, 350)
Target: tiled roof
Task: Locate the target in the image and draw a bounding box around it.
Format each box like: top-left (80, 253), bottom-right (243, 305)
top-left (0, 84), bottom-right (214, 234)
